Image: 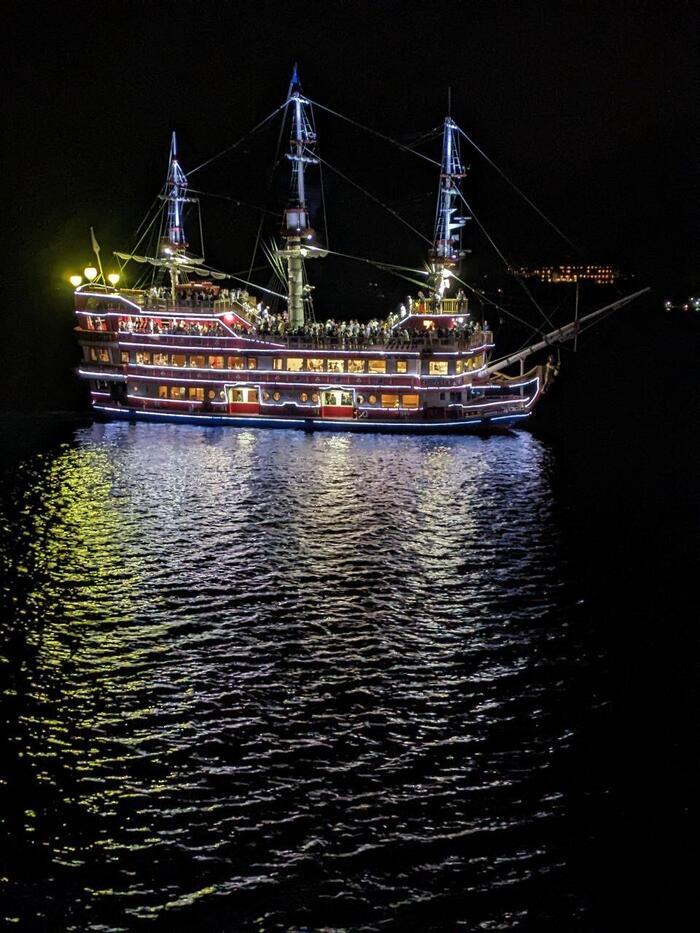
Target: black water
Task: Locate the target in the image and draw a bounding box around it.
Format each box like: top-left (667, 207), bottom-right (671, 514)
top-left (1, 317), bottom-right (698, 931)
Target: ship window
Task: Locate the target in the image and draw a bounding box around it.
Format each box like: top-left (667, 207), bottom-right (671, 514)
top-left (368, 394), bottom-right (377, 404)
top-left (272, 358), bottom-right (283, 370)
top-left (90, 347), bottom-right (110, 363)
top-left (188, 387), bottom-right (204, 401)
top-left (136, 351), bottom-right (152, 364)
top-left (208, 390), bottom-right (217, 400)
top-left (247, 388), bottom-right (259, 403)
top-left (326, 359), bottom-right (344, 373)
top-left (300, 392), bottom-right (309, 402)
top-left (402, 394), bottom-right (420, 408)
top-left (449, 391), bottom-right (462, 402)
top-left (472, 353), bottom-right (484, 369)
top-left (273, 391), bottom-right (281, 401)
top-left (228, 356), bottom-right (245, 369)
top-left (455, 359), bottom-right (464, 374)
top-left (158, 385), bottom-right (168, 399)
top-left (439, 392), bottom-right (446, 401)
top-left (189, 355), bottom-right (206, 368)
top-left (286, 358), bottom-right (304, 371)
top-left (247, 357), bottom-right (257, 370)
top-left (368, 359), bottom-right (386, 374)
top-left (311, 392), bottom-right (319, 404)
top-left (429, 361), bottom-right (449, 375)
top-left (356, 394), bottom-right (365, 405)
top-left (229, 388), bottom-right (244, 402)
top-left (322, 391), bottom-right (336, 405)
top-left (381, 394), bottom-right (400, 408)
top-left (307, 358), bottom-right (324, 372)
top-left (208, 355), bottom-right (224, 369)
top-left (347, 359), bottom-right (365, 373)
top-left (121, 351), bottom-right (129, 364)
top-left (153, 353), bottom-right (169, 366)
top-left (130, 385), bottom-right (140, 394)
top-left (262, 390), bottom-right (271, 401)
top-left (341, 391), bottom-right (353, 406)
top-left (171, 354), bottom-right (186, 367)
top-left (395, 359), bottom-right (408, 374)
top-left (170, 386), bottom-right (186, 399)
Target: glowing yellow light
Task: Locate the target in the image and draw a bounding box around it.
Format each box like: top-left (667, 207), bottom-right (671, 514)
top-left (69, 275), bottom-right (83, 287)
top-left (84, 266), bottom-right (98, 281)
top-left (107, 273), bottom-right (120, 286)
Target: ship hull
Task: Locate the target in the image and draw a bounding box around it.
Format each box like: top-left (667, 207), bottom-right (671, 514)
top-left (91, 404), bottom-right (530, 434)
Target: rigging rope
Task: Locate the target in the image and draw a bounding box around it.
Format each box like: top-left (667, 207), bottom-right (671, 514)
top-left (307, 147), bottom-right (432, 246)
top-left (456, 125), bottom-right (582, 255)
top-left (188, 104), bottom-right (287, 176)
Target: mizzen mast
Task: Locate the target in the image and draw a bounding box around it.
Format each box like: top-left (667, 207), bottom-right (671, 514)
top-left (279, 65), bottom-right (323, 328)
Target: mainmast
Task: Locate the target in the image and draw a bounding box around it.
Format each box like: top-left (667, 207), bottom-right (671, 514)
top-left (279, 65), bottom-right (323, 328)
top-left (429, 115), bottom-right (468, 300)
top-left (160, 132), bottom-right (194, 301)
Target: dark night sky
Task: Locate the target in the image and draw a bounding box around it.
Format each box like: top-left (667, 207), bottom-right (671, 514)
top-left (1, 0), bottom-right (697, 409)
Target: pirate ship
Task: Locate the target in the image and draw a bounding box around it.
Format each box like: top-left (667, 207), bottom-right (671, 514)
top-left (73, 67), bottom-right (648, 433)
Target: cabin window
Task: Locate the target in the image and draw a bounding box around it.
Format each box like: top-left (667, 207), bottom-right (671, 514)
top-left (188, 387), bottom-right (204, 401)
top-left (307, 358), bottom-right (324, 372)
top-left (472, 353), bottom-right (484, 369)
top-left (368, 359), bottom-right (386, 374)
top-left (356, 394), bottom-right (365, 404)
top-left (381, 394), bottom-right (400, 408)
top-left (189, 355), bottom-right (206, 368)
top-left (395, 359), bottom-right (408, 374)
top-left (130, 385), bottom-right (140, 394)
top-left (247, 357), bottom-right (257, 370)
top-left (229, 388), bottom-right (244, 402)
top-left (171, 354), bottom-right (187, 367)
top-left (300, 392), bottom-right (309, 402)
top-left (120, 351), bottom-right (129, 364)
top-left (287, 358), bottom-right (304, 372)
top-left (208, 355), bottom-right (224, 369)
top-left (228, 356), bottom-right (245, 369)
top-left (402, 394), bottom-right (420, 408)
top-left (368, 394), bottom-right (377, 404)
top-left (247, 388), bottom-right (258, 402)
top-left (158, 385), bottom-right (168, 399)
top-left (455, 359), bottom-right (464, 374)
top-left (273, 391), bottom-right (281, 401)
top-left (153, 353), bottom-right (169, 366)
top-left (262, 391), bottom-right (271, 401)
top-left (449, 391), bottom-right (462, 402)
top-left (429, 361), bottom-right (449, 375)
top-left (272, 358), bottom-right (283, 370)
top-left (326, 359), bottom-right (344, 373)
top-left (347, 359), bottom-right (365, 373)
top-left (170, 386), bottom-right (186, 399)
top-left (311, 392), bottom-right (320, 404)
top-left (136, 351), bottom-right (152, 364)
top-left (208, 390), bottom-right (217, 400)
top-left (90, 347), bottom-right (110, 363)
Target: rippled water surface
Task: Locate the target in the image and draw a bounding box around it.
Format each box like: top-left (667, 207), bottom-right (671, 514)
top-left (0, 418), bottom-right (690, 930)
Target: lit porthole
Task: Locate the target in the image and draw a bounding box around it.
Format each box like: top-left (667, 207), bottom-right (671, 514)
top-left (311, 392), bottom-right (319, 404)
top-left (356, 394), bottom-right (365, 404)
top-left (368, 394), bottom-right (377, 405)
top-left (262, 391), bottom-right (271, 402)
top-left (131, 385), bottom-right (139, 393)
top-left (273, 391), bottom-right (281, 402)
top-left (208, 390), bottom-right (216, 400)
top-left (300, 392), bottom-right (309, 403)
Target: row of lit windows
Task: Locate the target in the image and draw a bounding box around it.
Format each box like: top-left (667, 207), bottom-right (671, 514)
top-left (122, 352), bottom-right (483, 374)
top-left (152, 385), bottom-right (421, 409)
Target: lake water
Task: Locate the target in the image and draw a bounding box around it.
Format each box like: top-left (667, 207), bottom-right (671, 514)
top-left (0, 388), bottom-right (696, 929)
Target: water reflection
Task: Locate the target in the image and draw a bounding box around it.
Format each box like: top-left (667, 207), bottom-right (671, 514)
top-left (1, 423), bottom-right (590, 930)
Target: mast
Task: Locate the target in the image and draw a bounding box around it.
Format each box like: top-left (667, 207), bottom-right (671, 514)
top-left (429, 114), bottom-right (468, 300)
top-left (279, 65), bottom-right (323, 328)
top-left (160, 132), bottom-right (193, 301)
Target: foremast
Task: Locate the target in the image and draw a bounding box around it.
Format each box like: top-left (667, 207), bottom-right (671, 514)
top-left (279, 65), bottom-right (323, 328)
top-left (159, 132), bottom-right (196, 301)
top-left (429, 114), bottom-right (468, 300)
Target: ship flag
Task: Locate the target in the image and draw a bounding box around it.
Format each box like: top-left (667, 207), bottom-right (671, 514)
top-left (90, 227), bottom-right (101, 254)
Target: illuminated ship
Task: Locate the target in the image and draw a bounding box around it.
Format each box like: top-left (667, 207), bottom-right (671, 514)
top-left (73, 68), bottom-right (648, 433)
